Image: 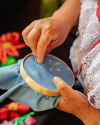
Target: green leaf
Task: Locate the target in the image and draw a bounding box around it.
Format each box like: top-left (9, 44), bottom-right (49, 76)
top-left (1, 56), bottom-right (17, 67)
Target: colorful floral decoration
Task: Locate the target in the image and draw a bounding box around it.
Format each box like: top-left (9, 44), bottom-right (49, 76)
top-left (13, 112), bottom-right (35, 125)
top-left (24, 116), bottom-right (36, 125)
top-left (0, 101), bottom-right (30, 120)
top-left (0, 120), bottom-right (14, 125)
top-left (1, 56), bottom-right (17, 67)
top-left (96, 1), bottom-right (100, 22)
top-left (0, 32), bottom-right (26, 63)
top-left (20, 116), bottom-right (36, 125)
top-left (0, 112), bottom-right (36, 125)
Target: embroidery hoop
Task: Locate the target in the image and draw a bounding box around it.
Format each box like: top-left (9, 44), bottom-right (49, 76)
top-left (20, 53), bottom-right (75, 96)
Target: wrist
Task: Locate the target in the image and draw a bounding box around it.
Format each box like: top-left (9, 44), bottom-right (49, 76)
top-left (79, 104), bottom-right (100, 125)
top-left (71, 91), bottom-right (100, 125)
top-left (95, 121), bottom-right (100, 125)
top-left (84, 108), bottom-right (100, 125)
top-left (52, 10), bottom-right (73, 31)
top-left (51, 12), bottom-right (72, 35)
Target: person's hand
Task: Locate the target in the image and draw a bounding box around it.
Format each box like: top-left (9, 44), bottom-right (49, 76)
top-left (22, 17), bottom-right (71, 63)
top-left (22, 0), bottom-right (81, 63)
top-left (53, 77), bottom-right (100, 125)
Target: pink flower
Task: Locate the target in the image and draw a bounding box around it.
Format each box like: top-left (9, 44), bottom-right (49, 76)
top-left (20, 117), bottom-right (36, 125)
top-left (0, 120), bottom-right (13, 125)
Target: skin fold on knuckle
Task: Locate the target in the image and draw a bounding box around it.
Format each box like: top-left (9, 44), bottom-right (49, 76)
top-left (22, 30), bottom-right (27, 37)
top-left (38, 40), bottom-right (46, 48)
top-left (38, 19), bottom-right (47, 27)
top-left (45, 23), bottom-right (52, 31)
top-left (22, 31), bottom-right (29, 46)
top-left (27, 35), bottom-right (34, 47)
top-left (27, 33), bottom-right (33, 42)
top-left (43, 19), bottom-right (53, 32)
top-left (22, 21), bottom-right (36, 37)
top-left (22, 24), bottom-right (31, 36)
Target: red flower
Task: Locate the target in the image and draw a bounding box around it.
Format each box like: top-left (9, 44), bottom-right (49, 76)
top-left (0, 101), bottom-right (30, 120)
top-left (0, 32), bottom-right (26, 63)
top-left (0, 108), bottom-right (9, 120)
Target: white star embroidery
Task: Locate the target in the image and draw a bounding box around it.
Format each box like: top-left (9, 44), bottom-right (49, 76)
top-left (67, 67), bottom-right (70, 70)
top-left (50, 68), bottom-right (53, 71)
top-left (57, 68), bottom-right (60, 71)
top-left (49, 60), bottom-right (52, 62)
top-left (56, 62), bottom-right (60, 65)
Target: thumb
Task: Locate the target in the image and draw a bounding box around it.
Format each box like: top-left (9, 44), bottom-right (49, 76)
top-left (53, 77), bottom-right (74, 97)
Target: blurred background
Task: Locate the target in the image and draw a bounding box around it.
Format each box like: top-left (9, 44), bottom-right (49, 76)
top-left (0, 0), bottom-right (64, 34)
top-left (0, 0), bottom-right (84, 125)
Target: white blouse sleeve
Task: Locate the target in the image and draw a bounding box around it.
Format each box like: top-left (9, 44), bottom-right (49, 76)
top-left (81, 43), bottom-right (100, 109)
top-left (70, 0), bottom-right (100, 109)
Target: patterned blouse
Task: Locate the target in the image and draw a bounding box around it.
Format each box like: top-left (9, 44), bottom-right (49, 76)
top-left (70, 0), bottom-right (100, 109)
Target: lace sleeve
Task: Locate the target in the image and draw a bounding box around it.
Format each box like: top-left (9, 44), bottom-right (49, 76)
top-left (70, 0), bottom-right (100, 109)
top-left (80, 0), bottom-right (83, 3)
top-left (88, 82), bottom-right (100, 109)
top-left (82, 48), bottom-right (100, 109)
top-left (79, 0), bottom-right (100, 52)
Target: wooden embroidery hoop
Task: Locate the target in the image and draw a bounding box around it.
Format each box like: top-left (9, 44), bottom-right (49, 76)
top-left (20, 53), bottom-right (75, 96)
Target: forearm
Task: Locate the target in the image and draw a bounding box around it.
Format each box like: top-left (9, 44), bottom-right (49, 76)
top-left (52, 0), bottom-right (81, 30)
top-left (75, 92), bottom-right (100, 125)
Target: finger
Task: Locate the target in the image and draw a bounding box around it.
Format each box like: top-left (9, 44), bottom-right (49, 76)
top-left (53, 77), bottom-right (74, 97)
top-left (22, 22), bottom-right (35, 46)
top-left (36, 31), bottom-right (52, 63)
top-left (45, 38), bottom-right (60, 54)
top-left (27, 26), bottom-right (41, 56)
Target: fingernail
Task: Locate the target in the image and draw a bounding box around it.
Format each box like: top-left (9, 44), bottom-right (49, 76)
top-left (37, 58), bottom-right (42, 64)
top-left (53, 77), bottom-right (60, 84)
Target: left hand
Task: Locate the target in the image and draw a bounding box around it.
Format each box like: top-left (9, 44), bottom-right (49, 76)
top-left (53, 77), bottom-right (100, 125)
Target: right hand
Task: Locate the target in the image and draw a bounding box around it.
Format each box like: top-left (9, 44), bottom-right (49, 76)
top-left (22, 17), bottom-right (71, 63)
top-left (53, 77), bottom-right (100, 125)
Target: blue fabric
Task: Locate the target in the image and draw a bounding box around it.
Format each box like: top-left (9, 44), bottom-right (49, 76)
top-left (24, 55), bottom-right (74, 90)
top-left (0, 54), bottom-right (74, 111)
